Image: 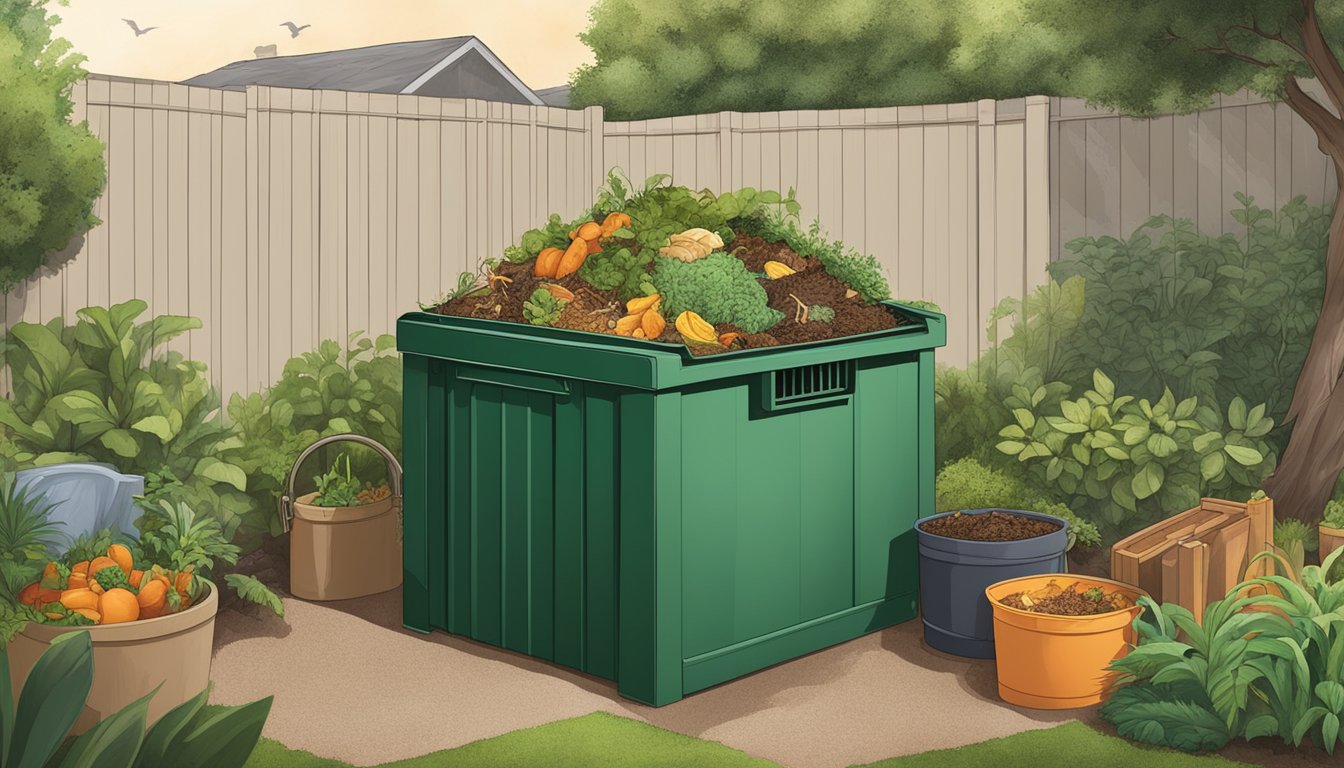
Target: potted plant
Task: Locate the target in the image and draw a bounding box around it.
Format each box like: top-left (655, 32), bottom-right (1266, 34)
top-left (986, 574), bottom-right (1145, 709)
top-left (5, 484), bottom-right (282, 733)
top-left (916, 508), bottom-right (1070, 658)
top-left (287, 451), bottom-right (401, 601)
top-left (1321, 499), bottom-right (1344, 563)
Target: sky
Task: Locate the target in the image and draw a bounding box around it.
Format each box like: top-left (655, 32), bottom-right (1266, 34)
top-left (51, 0), bottom-right (596, 90)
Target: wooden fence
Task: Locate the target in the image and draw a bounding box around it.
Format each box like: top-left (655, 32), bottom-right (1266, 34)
top-left (0, 74), bottom-right (1335, 398)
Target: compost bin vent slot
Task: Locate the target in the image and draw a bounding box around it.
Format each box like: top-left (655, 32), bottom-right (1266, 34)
top-left (772, 361), bottom-right (851, 406)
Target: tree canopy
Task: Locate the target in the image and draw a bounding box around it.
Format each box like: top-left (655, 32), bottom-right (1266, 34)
top-left (0, 0), bottom-right (104, 291)
top-left (571, 0), bottom-right (1344, 119)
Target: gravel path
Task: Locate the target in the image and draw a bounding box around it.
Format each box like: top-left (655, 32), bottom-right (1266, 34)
top-left (210, 590), bottom-right (1080, 768)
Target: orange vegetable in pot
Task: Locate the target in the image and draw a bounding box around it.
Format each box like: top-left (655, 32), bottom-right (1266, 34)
top-left (99, 589), bottom-right (140, 624)
top-left (17, 582), bottom-right (39, 607)
top-left (60, 588), bottom-right (100, 611)
top-left (554, 238), bottom-right (589, 279)
top-left (137, 579), bottom-right (168, 619)
top-left (71, 560), bottom-right (89, 575)
top-left (107, 544), bottom-right (133, 575)
top-left (129, 569), bottom-right (145, 588)
top-left (73, 608), bottom-right (101, 624)
top-left (39, 562), bottom-right (61, 590)
top-left (67, 572), bottom-right (88, 591)
top-left (89, 556), bottom-right (119, 579)
top-left (89, 580), bottom-right (104, 595)
top-left (534, 247), bottom-right (564, 278)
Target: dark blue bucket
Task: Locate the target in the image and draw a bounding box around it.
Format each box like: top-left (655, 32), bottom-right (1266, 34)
top-left (917, 508), bottom-right (1069, 658)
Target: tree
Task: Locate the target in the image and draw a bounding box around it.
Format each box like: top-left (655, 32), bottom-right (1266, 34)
top-left (0, 0), bottom-right (104, 291)
top-left (575, 0), bottom-right (1344, 522)
top-left (957, 1), bottom-right (1344, 522)
top-left (570, 0), bottom-right (983, 119)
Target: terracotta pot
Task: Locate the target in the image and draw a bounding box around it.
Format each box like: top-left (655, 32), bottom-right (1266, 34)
top-left (1320, 524), bottom-right (1344, 564)
top-left (290, 492), bottom-right (401, 601)
top-left (986, 574), bottom-right (1146, 710)
top-left (8, 581), bottom-right (218, 733)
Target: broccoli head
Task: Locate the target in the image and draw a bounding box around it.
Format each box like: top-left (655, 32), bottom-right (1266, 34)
top-left (652, 252), bottom-right (784, 334)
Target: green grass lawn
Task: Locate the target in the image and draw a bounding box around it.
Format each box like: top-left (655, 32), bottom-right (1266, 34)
top-left (244, 715), bottom-right (1261, 768)
top-left (856, 722), bottom-right (1257, 768)
top-left (244, 712), bottom-right (780, 768)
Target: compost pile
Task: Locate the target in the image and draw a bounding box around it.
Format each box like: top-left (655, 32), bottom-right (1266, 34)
top-left (998, 580), bottom-right (1134, 616)
top-left (919, 510), bottom-right (1061, 542)
top-left (424, 172), bottom-right (907, 356)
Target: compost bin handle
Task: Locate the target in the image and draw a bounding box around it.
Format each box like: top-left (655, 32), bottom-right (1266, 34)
top-left (278, 433), bottom-right (403, 534)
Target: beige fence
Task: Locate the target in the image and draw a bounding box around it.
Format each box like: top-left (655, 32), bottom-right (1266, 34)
top-left (1, 75), bottom-right (1336, 399)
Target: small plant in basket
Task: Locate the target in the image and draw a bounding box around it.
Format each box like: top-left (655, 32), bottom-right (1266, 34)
top-left (313, 454), bottom-right (391, 508)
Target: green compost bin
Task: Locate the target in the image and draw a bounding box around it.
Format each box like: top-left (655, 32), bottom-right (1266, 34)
top-left (398, 303), bottom-right (946, 706)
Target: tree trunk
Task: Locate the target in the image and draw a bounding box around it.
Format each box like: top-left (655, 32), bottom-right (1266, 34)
top-left (1263, 149), bottom-right (1344, 521)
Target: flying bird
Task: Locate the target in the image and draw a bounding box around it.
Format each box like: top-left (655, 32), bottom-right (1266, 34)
top-left (280, 21), bottom-right (311, 38)
top-left (122, 19), bottom-right (157, 37)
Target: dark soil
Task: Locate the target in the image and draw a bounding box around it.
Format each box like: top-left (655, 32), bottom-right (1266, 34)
top-left (427, 229), bottom-right (907, 356)
top-left (919, 510), bottom-right (1062, 542)
top-left (998, 588), bottom-right (1122, 616)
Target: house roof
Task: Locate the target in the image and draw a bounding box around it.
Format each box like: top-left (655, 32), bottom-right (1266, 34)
top-left (536, 85), bottom-right (570, 108)
top-left (181, 36), bottom-right (543, 105)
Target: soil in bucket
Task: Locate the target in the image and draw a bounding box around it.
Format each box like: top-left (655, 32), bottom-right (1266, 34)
top-left (997, 579), bottom-right (1135, 616)
top-left (918, 510), bottom-right (1061, 542)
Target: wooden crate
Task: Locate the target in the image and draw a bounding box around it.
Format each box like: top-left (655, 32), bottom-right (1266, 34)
top-left (1111, 498), bottom-right (1259, 619)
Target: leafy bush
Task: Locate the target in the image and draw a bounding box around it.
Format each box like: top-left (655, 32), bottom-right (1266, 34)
top-left (997, 369), bottom-right (1276, 533)
top-left (653, 252), bottom-right (784, 333)
top-left (1101, 546), bottom-right (1344, 754)
top-left (0, 0), bottom-right (106, 290)
top-left (0, 301), bottom-right (253, 537)
top-left (223, 331), bottom-right (401, 538)
top-left (578, 244), bottom-right (655, 300)
top-left (2, 629), bottom-right (271, 766)
top-left (1049, 194), bottom-right (1326, 421)
top-left (935, 458), bottom-right (1100, 550)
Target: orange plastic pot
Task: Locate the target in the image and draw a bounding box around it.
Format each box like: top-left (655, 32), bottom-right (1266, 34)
top-left (986, 574), bottom-right (1146, 709)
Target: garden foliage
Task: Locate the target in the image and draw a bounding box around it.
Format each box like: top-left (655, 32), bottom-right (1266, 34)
top-left (1, 630), bottom-right (271, 767)
top-left (741, 212), bottom-right (892, 302)
top-left (937, 195), bottom-right (1327, 537)
top-left (934, 458), bottom-right (1100, 550)
top-left (0, 0), bottom-right (106, 290)
top-left (1101, 547), bottom-right (1344, 755)
top-left (0, 304), bottom-right (403, 554)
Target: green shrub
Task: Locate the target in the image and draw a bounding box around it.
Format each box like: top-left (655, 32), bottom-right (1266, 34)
top-left (0, 301), bottom-right (254, 538)
top-left (1101, 546), bottom-right (1344, 754)
top-left (0, 1), bottom-right (106, 290)
top-left (0, 472), bottom-right (59, 605)
top-left (935, 458), bottom-right (1100, 550)
top-left (653, 252), bottom-right (784, 333)
top-left (1045, 194), bottom-right (1325, 436)
top-left (997, 369), bottom-right (1276, 535)
top-left (223, 331), bottom-right (401, 538)
top-left (934, 365), bottom-right (1011, 471)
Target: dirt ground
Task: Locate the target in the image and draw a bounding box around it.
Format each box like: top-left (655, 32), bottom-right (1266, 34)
top-left (210, 590), bottom-right (1082, 768)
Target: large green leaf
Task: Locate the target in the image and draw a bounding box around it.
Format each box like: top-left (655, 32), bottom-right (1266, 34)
top-left (8, 631), bottom-right (94, 768)
top-left (8, 323), bottom-right (73, 395)
top-left (56, 687), bottom-right (155, 768)
top-left (129, 415), bottom-right (174, 442)
top-left (1101, 683), bottom-right (1230, 752)
top-left (194, 458), bottom-right (248, 492)
top-left (167, 696), bottom-right (272, 768)
top-left (133, 685), bottom-right (210, 768)
top-left (1131, 463), bottom-right (1165, 500)
top-left (1224, 444), bottom-right (1264, 467)
top-left (98, 429), bottom-right (141, 459)
top-left (0, 649), bottom-right (13, 760)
